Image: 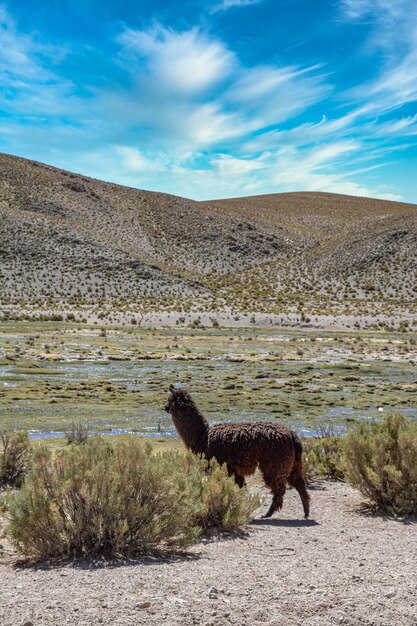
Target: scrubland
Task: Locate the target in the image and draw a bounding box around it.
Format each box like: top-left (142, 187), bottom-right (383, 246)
top-left (1, 153), bottom-right (416, 331)
top-left (1, 153), bottom-right (417, 626)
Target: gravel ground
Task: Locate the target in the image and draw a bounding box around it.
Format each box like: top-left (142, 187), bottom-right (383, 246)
top-left (1, 482), bottom-right (416, 626)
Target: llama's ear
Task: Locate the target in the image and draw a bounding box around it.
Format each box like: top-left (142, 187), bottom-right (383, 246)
top-left (169, 384), bottom-right (175, 392)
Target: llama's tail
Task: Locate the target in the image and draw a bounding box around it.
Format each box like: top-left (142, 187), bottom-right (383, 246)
top-left (289, 433), bottom-right (310, 519)
top-left (293, 433), bottom-right (304, 472)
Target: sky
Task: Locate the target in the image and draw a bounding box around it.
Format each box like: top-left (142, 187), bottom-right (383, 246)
top-left (0, 0), bottom-right (416, 202)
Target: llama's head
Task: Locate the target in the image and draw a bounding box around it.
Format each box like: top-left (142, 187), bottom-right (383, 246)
top-left (164, 385), bottom-right (194, 413)
top-left (165, 385), bottom-right (209, 451)
top-left (164, 384), bottom-right (175, 412)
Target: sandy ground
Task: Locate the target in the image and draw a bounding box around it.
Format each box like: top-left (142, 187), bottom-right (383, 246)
top-left (1, 482), bottom-right (416, 626)
top-left (3, 307), bottom-right (417, 331)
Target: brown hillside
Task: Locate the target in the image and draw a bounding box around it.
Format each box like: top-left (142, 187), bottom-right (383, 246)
top-left (0, 153), bottom-right (416, 314)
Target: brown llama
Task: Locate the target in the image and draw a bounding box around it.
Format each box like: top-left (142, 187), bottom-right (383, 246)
top-left (164, 385), bottom-right (310, 519)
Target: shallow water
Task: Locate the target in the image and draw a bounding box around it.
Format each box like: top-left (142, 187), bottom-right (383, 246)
top-left (1, 322), bottom-right (416, 436)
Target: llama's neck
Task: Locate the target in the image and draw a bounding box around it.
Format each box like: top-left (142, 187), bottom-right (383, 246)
top-left (171, 405), bottom-right (209, 455)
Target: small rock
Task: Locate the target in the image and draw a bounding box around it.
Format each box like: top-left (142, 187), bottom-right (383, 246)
top-left (207, 587), bottom-right (219, 595)
top-left (23, 622), bottom-right (34, 626)
top-left (385, 589), bottom-right (397, 599)
top-left (168, 596), bottom-right (186, 606)
top-left (135, 601), bottom-right (151, 609)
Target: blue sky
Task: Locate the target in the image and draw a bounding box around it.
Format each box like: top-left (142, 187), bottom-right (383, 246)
top-left (1, 0), bottom-right (416, 202)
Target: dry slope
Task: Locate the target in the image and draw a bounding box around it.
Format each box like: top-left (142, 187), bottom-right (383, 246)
top-left (1, 153), bottom-right (416, 317)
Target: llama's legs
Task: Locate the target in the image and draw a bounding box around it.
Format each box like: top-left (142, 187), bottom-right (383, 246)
top-left (259, 462), bottom-right (288, 518)
top-left (262, 482), bottom-right (286, 518)
top-left (227, 465), bottom-right (246, 488)
top-left (234, 473), bottom-right (246, 488)
top-left (288, 469), bottom-right (310, 519)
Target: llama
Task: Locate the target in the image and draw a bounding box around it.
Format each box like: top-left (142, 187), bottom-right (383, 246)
top-left (164, 385), bottom-right (310, 519)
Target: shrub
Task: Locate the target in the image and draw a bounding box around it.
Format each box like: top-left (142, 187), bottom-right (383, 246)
top-left (8, 439), bottom-right (199, 559)
top-left (303, 435), bottom-right (345, 484)
top-left (0, 432), bottom-right (31, 489)
top-left (65, 421), bottom-right (90, 445)
top-left (343, 414), bottom-right (417, 515)
top-left (184, 454), bottom-right (260, 532)
top-left (8, 439), bottom-right (257, 560)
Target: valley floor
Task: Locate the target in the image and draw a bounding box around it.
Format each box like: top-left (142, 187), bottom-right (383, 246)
top-left (1, 482), bottom-right (416, 626)
top-left (2, 306), bottom-right (417, 331)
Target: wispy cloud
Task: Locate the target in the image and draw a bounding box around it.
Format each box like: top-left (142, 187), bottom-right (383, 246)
top-left (340, 0), bottom-right (417, 112)
top-left (80, 137), bottom-right (399, 202)
top-left (209, 0), bottom-right (263, 15)
top-left (0, 3), bottom-right (414, 203)
top-left (118, 25), bottom-right (234, 95)
top-left (103, 24), bottom-right (329, 150)
top-left (0, 5), bottom-right (78, 118)
top-left (226, 64), bottom-right (330, 127)
top-left (235, 140), bottom-right (401, 201)
top-left (340, 0), bottom-right (409, 23)
top-left (365, 51), bottom-right (417, 112)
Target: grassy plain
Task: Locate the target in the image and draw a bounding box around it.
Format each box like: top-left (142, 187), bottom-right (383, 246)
top-left (0, 321), bottom-right (416, 440)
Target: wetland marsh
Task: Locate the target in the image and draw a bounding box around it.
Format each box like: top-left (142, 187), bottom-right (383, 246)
top-left (0, 322), bottom-right (416, 439)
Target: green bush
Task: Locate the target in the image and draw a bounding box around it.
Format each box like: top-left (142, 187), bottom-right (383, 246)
top-left (0, 432), bottom-right (31, 489)
top-left (8, 439), bottom-right (199, 559)
top-left (8, 439), bottom-right (257, 560)
top-left (343, 414), bottom-right (417, 515)
top-left (183, 454), bottom-right (259, 532)
top-left (303, 435), bottom-right (345, 484)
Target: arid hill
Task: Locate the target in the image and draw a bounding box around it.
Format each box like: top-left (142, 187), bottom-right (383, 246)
top-left (0, 152), bottom-right (416, 320)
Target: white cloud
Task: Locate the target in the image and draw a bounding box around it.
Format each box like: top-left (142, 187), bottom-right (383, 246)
top-left (118, 25), bottom-right (234, 96)
top-left (303, 140), bottom-right (360, 166)
top-left (340, 0), bottom-right (409, 22)
top-left (187, 142), bottom-right (402, 201)
top-left (366, 50), bottom-right (417, 111)
top-left (210, 0), bottom-right (263, 14)
top-left (268, 143), bottom-right (401, 200)
top-left (211, 153), bottom-right (265, 176)
top-left (367, 114), bottom-right (417, 137)
top-left (226, 64), bottom-right (330, 127)
top-left (339, 0), bottom-right (417, 111)
top-left (185, 103), bottom-right (249, 144)
top-left (101, 23), bottom-right (330, 151)
top-left (339, 0), bottom-right (415, 51)
top-left (115, 146), bottom-right (166, 173)
top-left (242, 108), bottom-right (367, 154)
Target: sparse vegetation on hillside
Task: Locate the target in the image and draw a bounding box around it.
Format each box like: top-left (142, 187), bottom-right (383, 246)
top-left (1, 153), bottom-right (416, 323)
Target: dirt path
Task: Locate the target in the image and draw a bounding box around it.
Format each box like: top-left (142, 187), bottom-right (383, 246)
top-left (1, 482), bottom-right (416, 626)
